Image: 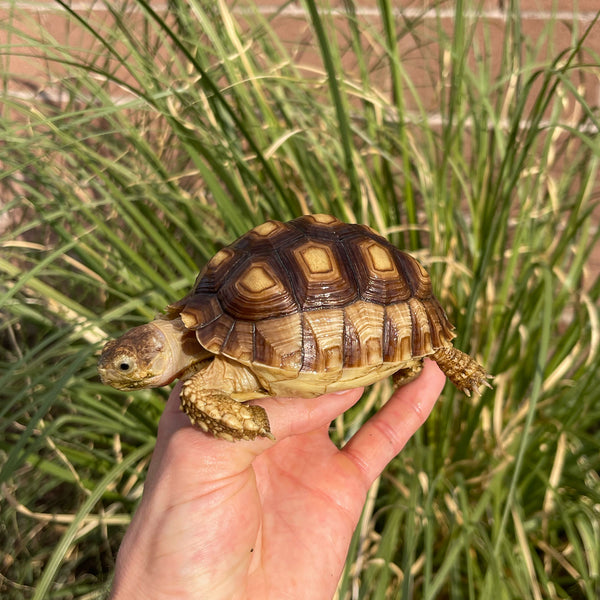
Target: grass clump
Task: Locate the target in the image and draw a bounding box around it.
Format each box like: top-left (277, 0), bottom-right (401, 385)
top-left (1, 1), bottom-right (599, 598)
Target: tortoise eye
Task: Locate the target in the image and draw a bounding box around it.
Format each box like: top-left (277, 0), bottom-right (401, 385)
top-left (118, 358), bottom-right (134, 371)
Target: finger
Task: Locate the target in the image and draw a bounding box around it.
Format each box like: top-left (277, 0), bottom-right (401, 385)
top-left (157, 381), bottom-right (190, 433)
top-left (341, 359), bottom-right (446, 488)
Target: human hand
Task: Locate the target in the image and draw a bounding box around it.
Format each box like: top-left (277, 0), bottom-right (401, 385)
top-left (109, 359), bottom-right (446, 600)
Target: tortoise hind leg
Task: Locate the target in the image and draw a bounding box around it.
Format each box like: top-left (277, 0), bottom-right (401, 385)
top-left (392, 358), bottom-right (424, 389)
top-left (432, 347), bottom-right (492, 396)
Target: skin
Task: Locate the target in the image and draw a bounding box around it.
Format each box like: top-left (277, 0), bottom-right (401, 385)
top-left (97, 319), bottom-right (209, 390)
top-left (109, 359), bottom-right (446, 600)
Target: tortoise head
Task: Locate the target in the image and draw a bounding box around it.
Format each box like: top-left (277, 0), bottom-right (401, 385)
top-left (98, 318), bottom-right (208, 390)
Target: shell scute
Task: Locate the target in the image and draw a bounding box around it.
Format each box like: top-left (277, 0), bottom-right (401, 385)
top-left (221, 320), bottom-right (254, 363)
top-left (407, 298), bottom-right (434, 357)
top-left (179, 293), bottom-right (222, 329)
top-left (284, 240), bottom-right (358, 310)
top-left (219, 256), bottom-right (297, 320)
top-left (288, 213), bottom-right (347, 239)
top-left (195, 312), bottom-right (235, 354)
top-left (254, 314), bottom-right (303, 372)
top-left (421, 298), bottom-right (455, 348)
top-left (233, 219), bottom-right (293, 251)
top-left (300, 309), bottom-right (344, 375)
top-left (192, 247), bottom-right (237, 296)
top-left (342, 301), bottom-right (384, 368)
top-left (397, 253), bottom-right (433, 299)
top-left (342, 235), bottom-right (412, 303)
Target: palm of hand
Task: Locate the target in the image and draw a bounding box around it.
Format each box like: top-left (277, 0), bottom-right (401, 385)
top-left (110, 360), bottom-right (445, 600)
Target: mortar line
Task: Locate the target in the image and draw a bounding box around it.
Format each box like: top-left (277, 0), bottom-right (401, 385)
top-left (1, 2), bottom-right (598, 24)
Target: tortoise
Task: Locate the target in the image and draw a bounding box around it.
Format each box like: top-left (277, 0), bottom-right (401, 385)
top-left (98, 214), bottom-right (490, 442)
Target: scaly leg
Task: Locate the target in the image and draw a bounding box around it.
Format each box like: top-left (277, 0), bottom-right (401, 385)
top-left (179, 356), bottom-right (274, 442)
top-left (432, 346), bottom-right (491, 396)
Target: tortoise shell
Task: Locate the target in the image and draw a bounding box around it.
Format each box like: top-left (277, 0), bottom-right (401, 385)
top-left (168, 213), bottom-right (455, 396)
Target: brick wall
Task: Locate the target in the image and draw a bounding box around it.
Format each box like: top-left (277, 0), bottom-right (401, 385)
top-left (3, 1), bottom-right (599, 111)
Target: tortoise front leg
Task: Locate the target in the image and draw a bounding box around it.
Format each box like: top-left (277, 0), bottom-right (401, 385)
top-left (179, 356), bottom-right (274, 442)
top-left (180, 387), bottom-right (273, 442)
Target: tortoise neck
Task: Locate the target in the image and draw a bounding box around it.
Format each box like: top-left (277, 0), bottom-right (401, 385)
top-left (152, 317), bottom-right (211, 374)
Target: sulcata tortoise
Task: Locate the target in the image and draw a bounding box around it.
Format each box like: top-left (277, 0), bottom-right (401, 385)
top-left (98, 214), bottom-right (490, 442)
